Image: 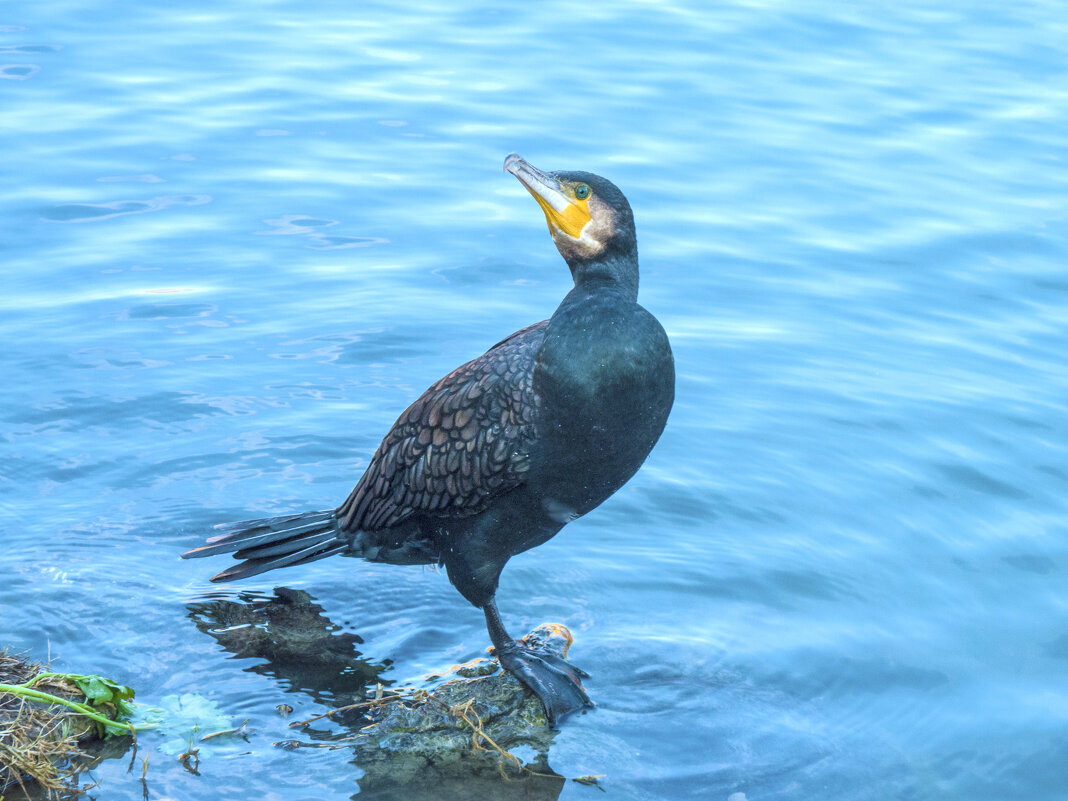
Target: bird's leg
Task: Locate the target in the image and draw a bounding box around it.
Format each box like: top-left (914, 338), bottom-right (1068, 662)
top-left (482, 596), bottom-right (593, 727)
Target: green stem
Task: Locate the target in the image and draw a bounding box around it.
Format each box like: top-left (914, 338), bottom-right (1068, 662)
top-left (0, 681), bottom-right (138, 735)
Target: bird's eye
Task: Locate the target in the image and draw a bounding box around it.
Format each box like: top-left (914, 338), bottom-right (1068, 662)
top-left (574, 184), bottom-right (591, 200)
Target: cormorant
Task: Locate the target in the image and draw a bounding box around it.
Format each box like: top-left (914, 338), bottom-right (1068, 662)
top-left (182, 154), bottom-right (674, 725)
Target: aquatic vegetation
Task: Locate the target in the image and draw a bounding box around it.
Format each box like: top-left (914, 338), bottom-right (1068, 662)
top-left (0, 652), bottom-right (140, 795)
top-left (134, 692), bottom-right (236, 757)
top-left (0, 672), bottom-right (138, 740)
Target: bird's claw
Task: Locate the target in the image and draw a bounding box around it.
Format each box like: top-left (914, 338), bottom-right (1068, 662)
top-left (494, 643), bottom-right (594, 727)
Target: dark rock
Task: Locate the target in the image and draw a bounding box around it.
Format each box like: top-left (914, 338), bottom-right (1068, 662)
top-left (189, 589), bottom-right (583, 799)
top-left (348, 624), bottom-right (577, 799)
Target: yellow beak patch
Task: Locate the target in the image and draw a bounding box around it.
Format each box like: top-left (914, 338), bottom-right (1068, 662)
top-left (526, 189), bottom-right (591, 239)
top-left (505, 154), bottom-right (593, 240)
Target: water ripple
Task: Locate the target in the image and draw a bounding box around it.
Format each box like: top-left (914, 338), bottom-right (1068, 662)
top-left (43, 194), bottom-right (212, 222)
top-left (2, 2), bottom-right (1067, 800)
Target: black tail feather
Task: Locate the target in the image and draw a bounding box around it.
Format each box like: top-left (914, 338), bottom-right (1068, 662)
top-left (181, 510), bottom-right (345, 582)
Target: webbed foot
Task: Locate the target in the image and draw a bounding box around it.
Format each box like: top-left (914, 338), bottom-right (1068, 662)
top-left (495, 642), bottom-right (594, 727)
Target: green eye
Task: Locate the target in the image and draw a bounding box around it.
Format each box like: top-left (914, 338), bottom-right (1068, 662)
top-left (574, 184), bottom-right (591, 200)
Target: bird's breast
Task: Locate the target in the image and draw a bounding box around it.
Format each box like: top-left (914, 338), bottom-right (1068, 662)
top-left (531, 296), bottom-right (674, 511)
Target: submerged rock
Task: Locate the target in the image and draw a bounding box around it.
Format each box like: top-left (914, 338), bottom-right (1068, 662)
top-left (283, 623), bottom-right (582, 799)
top-left (190, 589), bottom-right (584, 798)
top-left (351, 624), bottom-right (576, 798)
top-left (361, 625), bottom-right (570, 744)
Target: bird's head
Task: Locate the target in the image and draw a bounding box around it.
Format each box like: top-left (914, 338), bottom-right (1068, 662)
top-left (505, 154), bottom-right (637, 294)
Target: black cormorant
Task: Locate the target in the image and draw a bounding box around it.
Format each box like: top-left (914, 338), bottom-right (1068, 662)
top-left (182, 154), bottom-right (675, 725)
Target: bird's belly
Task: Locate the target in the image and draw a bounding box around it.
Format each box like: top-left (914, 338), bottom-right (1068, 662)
top-left (533, 372), bottom-right (672, 516)
top-left (538, 424), bottom-right (655, 513)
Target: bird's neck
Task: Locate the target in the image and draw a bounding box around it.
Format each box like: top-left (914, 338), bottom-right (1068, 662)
top-left (568, 253), bottom-right (639, 303)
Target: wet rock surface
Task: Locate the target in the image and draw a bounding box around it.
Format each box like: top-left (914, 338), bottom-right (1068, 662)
top-left (190, 589), bottom-right (584, 799)
top-left (348, 624), bottom-right (576, 793)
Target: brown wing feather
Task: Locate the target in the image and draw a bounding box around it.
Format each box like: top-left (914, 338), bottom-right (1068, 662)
top-left (336, 320), bottom-right (547, 533)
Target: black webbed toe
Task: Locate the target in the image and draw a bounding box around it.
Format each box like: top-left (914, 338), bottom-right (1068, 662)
top-left (495, 643), bottom-right (594, 727)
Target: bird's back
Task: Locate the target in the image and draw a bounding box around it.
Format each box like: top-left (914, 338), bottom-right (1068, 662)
top-left (334, 320), bottom-right (550, 562)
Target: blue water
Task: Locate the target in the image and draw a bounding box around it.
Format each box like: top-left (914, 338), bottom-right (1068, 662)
top-left (3, 1), bottom-right (1067, 799)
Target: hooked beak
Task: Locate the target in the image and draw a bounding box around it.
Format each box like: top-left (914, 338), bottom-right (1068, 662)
top-left (504, 153), bottom-right (591, 239)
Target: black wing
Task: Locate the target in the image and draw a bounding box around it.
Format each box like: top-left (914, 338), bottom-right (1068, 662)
top-left (336, 320), bottom-right (548, 532)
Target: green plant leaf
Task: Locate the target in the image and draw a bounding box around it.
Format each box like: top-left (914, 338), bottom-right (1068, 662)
top-left (70, 674), bottom-right (137, 723)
